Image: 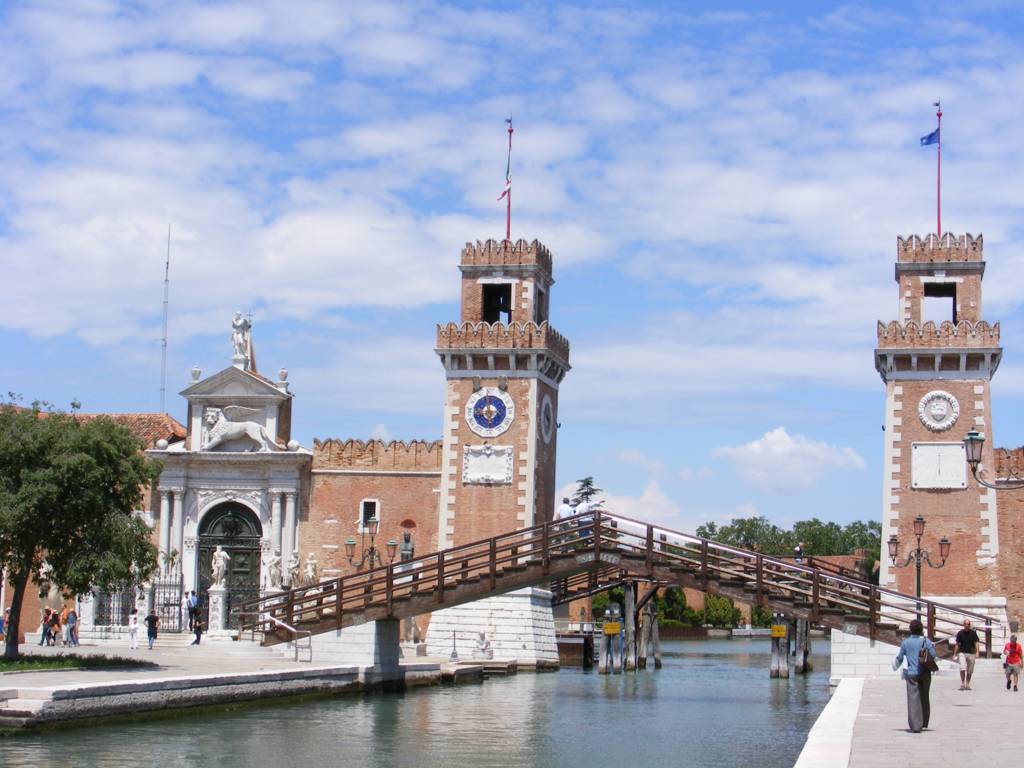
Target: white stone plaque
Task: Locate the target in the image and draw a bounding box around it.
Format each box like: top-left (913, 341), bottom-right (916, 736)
top-left (462, 444), bottom-right (514, 485)
top-left (911, 442), bottom-right (967, 489)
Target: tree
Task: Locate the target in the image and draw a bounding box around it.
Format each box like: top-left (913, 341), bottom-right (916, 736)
top-left (0, 400), bottom-right (161, 659)
top-left (703, 594), bottom-right (741, 628)
top-left (572, 476), bottom-right (603, 505)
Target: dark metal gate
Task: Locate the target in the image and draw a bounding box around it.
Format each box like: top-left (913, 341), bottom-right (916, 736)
top-left (197, 502), bottom-right (263, 627)
top-left (93, 585), bottom-right (137, 626)
top-left (151, 574), bottom-right (185, 632)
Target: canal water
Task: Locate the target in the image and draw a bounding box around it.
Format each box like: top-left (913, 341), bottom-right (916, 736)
top-left (2, 638), bottom-right (831, 767)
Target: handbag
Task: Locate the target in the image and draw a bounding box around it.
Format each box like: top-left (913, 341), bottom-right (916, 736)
top-left (919, 640), bottom-right (939, 673)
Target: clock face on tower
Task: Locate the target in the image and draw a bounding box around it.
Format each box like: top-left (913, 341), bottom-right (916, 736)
top-left (465, 387), bottom-right (515, 437)
top-left (540, 394), bottom-right (554, 444)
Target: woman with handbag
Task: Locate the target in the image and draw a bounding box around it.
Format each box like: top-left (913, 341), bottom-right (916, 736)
top-left (1004, 634), bottom-right (1022, 692)
top-left (893, 618), bottom-right (938, 733)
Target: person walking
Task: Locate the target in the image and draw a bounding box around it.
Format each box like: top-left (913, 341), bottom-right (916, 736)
top-left (191, 616), bottom-right (204, 646)
top-left (47, 608), bottom-right (60, 646)
top-left (127, 608), bottom-right (140, 650)
top-left (59, 604), bottom-right (70, 647)
top-left (953, 619), bottom-right (980, 690)
top-left (0, 607), bottom-right (8, 642)
top-left (144, 608), bottom-right (159, 651)
top-left (66, 605), bottom-right (79, 647)
top-left (1004, 633), bottom-right (1022, 692)
top-left (893, 618), bottom-right (937, 733)
top-left (187, 591), bottom-right (198, 631)
top-left (38, 608), bottom-right (51, 646)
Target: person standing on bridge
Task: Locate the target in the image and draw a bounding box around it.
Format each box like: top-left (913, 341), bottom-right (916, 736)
top-left (557, 497), bottom-right (576, 550)
top-left (953, 619), bottom-right (980, 690)
top-left (893, 618), bottom-right (936, 733)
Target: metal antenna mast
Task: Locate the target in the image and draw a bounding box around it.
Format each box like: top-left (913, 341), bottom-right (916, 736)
top-left (159, 224), bottom-right (171, 413)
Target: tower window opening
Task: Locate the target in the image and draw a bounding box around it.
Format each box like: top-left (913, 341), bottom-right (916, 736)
top-left (922, 282), bottom-right (957, 323)
top-left (482, 283), bottom-right (512, 324)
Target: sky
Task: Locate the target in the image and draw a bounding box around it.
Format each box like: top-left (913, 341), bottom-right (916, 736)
top-left (3, 0), bottom-right (1024, 537)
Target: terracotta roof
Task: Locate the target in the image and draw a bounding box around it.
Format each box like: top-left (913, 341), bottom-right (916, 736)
top-left (75, 413), bottom-right (187, 448)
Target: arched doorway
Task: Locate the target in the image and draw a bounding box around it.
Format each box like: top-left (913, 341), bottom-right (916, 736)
top-left (197, 502), bottom-right (262, 627)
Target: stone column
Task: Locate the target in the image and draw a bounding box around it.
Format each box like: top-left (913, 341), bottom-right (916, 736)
top-left (284, 491), bottom-right (297, 557)
top-left (208, 584), bottom-right (229, 634)
top-left (270, 490), bottom-right (283, 554)
top-left (158, 490), bottom-right (171, 570)
top-left (171, 489), bottom-right (185, 573)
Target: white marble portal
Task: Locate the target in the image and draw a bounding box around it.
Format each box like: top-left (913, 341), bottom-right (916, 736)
top-left (424, 587), bottom-right (558, 666)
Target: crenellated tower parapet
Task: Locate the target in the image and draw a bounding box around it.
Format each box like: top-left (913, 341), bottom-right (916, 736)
top-left (461, 238), bottom-right (553, 276)
top-left (877, 320), bottom-right (1001, 349)
top-left (436, 320), bottom-right (569, 382)
top-left (897, 232), bottom-right (983, 264)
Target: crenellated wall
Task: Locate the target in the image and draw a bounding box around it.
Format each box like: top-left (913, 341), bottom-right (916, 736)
top-left (876, 319), bottom-right (1000, 349)
top-left (461, 238), bottom-right (553, 275)
top-left (897, 232), bottom-right (983, 263)
top-left (436, 321), bottom-right (570, 363)
top-left (313, 439), bottom-right (443, 471)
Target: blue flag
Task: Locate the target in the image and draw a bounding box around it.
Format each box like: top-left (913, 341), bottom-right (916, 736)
top-left (920, 128), bottom-right (939, 146)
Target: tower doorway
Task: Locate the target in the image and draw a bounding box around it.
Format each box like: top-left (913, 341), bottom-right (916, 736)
top-left (197, 502), bottom-right (262, 628)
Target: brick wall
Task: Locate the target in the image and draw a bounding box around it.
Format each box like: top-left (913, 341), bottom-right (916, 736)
top-left (995, 485), bottom-right (1024, 623)
top-left (304, 471), bottom-right (440, 579)
top-left (885, 379), bottom-right (998, 597)
top-left (444, 377), bottom-right (535, 547)
top-left (313, 438), bottom-right (442, 471)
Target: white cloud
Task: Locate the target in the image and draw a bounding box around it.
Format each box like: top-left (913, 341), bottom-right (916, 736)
top-left (370, 423), bottom-right (391, 441)
top-left (713, 427), bottom-right (865, 492)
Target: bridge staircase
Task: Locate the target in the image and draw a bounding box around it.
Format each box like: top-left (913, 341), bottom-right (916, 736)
top-left (237, 511), bottom-right (1001, 657)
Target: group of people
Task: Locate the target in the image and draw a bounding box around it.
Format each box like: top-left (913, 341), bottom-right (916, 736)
top-left (127, 608), bottom-right (163, 650)
top-left (556, 496), bottom-right (604, 547)
top-left (37, 605), bottom-right (79, 647)
top-left (894, 618), bottom-right (1023, 733)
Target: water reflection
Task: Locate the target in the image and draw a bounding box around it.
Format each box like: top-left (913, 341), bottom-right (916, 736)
top-left (2, 639), bottom-right (831, 768)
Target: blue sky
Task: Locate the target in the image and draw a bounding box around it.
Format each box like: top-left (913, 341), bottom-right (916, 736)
top-left (3, 1), bottom-right (1024, 535)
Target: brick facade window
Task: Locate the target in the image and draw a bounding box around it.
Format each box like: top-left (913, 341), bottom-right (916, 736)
top-left (358, 498), bottom-right (380, 532)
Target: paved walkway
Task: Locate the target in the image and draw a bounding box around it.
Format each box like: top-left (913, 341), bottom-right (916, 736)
top-left (848, 659), bottom-right (1019, 766)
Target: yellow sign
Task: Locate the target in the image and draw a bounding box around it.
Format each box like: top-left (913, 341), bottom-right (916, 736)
top-left (603, 622), bottom-right (621, 635)
top-left (770, 624), bottom-right (787, 638)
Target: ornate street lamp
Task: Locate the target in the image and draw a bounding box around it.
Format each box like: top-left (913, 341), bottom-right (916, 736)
top-left (963, 430), bottom-right (1024, 490)
top-left (888, 515), bottom-right (951, 618)
top-left (345, 517), bottom-right (398, 571)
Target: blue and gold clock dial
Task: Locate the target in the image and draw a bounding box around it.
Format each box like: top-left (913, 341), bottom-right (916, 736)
top-left (465, 387), bottom-right (515, 437)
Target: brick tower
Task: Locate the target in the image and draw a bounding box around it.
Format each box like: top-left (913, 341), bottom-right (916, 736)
top-left (434, 238), bottom-right (570, 548)
top-left (427, 238), bottom-right (570, 665)
top-left (875, 233), bottom-right (1005, 611)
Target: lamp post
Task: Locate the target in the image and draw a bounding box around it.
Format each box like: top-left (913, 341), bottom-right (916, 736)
top-left (344, 517), bottom-right (398, 571)
top-left (963, 430), bottom-right (1024, 490)
top-left (888, 515), bottom-right (951, 619)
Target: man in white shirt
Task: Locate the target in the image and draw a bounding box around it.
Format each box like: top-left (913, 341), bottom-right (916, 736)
top-left (556, 497), bottom-right (576, 551)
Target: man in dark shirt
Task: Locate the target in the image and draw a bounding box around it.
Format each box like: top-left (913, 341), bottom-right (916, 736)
top-left (953, 619), bottom-right (981, 690)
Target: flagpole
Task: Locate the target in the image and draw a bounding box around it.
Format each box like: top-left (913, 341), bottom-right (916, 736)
top-left (936, 101), bottom-right (942, 239)
top-left (506, 119), bottom-right (513, 241)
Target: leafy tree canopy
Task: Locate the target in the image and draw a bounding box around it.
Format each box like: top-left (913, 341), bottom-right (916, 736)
top-left (695, 515), bottom-right (881, 561)
top-left (1, 399), bottom-right (161, 658)
top-left (572, 476), bottom-right (603, 505)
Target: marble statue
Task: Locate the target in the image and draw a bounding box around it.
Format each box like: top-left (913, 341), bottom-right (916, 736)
top-left (264, 549), bottom-right (283, 590)
top-left (231, 311), bottom-right (251, 359)
top-left (287, 552), bottom-right (300, 587)
top-left (211, 545), bottom-right (230, 587)
top-left (303, 552), bottom-right (318, 586)
top-left (474, 631), bottom-right (493, 660)
top-left (202, 406), bottom-right (279, 452)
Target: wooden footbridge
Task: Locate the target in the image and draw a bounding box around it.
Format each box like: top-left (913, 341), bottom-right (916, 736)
top-left (237, 510), bottom-right (999, 657)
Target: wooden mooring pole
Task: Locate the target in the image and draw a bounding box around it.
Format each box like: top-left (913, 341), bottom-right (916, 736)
top-left (769, 614), bottom-right (790, 678)
top-left (637, 601), bottom-right (651, 669)
top-left (794, 618), bottom-right (812, 674)
top-left (652, 609), bottom-right (662, 669)
top-left (624, 582), bottom-right (637, 671)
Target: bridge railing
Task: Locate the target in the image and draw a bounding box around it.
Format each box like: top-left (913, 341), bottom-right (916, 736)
top-left (589, 510), bottom-right (1001, 654)
top-left (236, 509), bottom-right (1003, 655)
